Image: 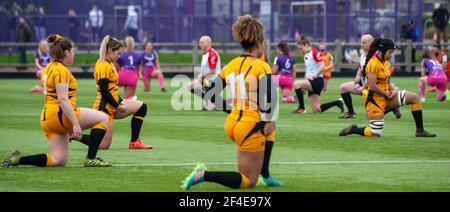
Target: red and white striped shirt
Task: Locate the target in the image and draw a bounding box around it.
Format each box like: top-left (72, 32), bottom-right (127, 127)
top-left (201, 48), bottom-right (221, 80)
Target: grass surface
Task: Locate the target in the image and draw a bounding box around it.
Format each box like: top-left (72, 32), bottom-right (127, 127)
top-left (0, 52), bottom-right (293, 65)
top-left (0, 77), bottom-right (449, 191)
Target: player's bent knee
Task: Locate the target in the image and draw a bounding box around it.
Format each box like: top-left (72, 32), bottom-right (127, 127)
top-left (52, 157), bottom-right (67, 166)
top-left (99, 144), bottom-right (110, 150)
top-left (99, 140), bottom-right (112, 150)
top-left (339, 84), bottom-right (346, 93)
top-left (410, 92), bottom-right (420, 103)
top-left (134, 103), bottom-right (147, 117)
top-left (397, 90), bottom-right (409, 106)
top-left (294, 81), bottom-right (301, 89)
top-left (247, 178), bottom-right (258, 189)
top-left (100, 113), bottom-right (109, 124)
top-left (313, 107), bottom-right (321, 113)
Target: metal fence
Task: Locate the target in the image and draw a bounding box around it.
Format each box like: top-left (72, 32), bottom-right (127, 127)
top-left (0, 0), bottom-right (436, 44)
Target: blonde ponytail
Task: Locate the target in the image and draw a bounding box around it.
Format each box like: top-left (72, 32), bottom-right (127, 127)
top-left (99, 35), bottom-right (124, 61)
top-left (125, 36), bottom-right (135, 51)
top-left (99, 35), bottom-right (110, 61)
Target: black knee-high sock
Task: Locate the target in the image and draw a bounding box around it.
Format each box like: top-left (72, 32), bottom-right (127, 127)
top-left (204, 171), bottom-right (242, 189)
top-left (295, 88), bottom-right (305, 109)
top-left (353, 127), bottom-right (366, 136)
top-left (19, 154), bottom-right (47, 167)
top-left (73, 134), bottom-right (90, 146)
top-left (412, 110), bottom-right (424, 130)
top-left (87, 129), bottom-right (106, 159)
top-left (131, 103), bottom-right (147, 142)
top-left (320, 100), bottom-right (340, 112)
top-left (261, 141), bottom-right (274, 178)
top-left (341, 93), bottom-right (354, 113)
top-left (131, 118), bottom-right (143, 142)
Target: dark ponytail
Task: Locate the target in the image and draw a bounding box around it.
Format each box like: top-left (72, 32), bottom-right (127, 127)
top-left (47, 34), bottom-right (74, 61)
top-left (362, 38), bottom-right (381, 79)
top-left (278, 41), bottom-right (290, 57)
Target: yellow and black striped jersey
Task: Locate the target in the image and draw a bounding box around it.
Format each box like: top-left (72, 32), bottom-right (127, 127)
top-left (365, 56), bottom-right (391, 96)
top-left (219, 56), bottom-right (272, 122)
top-left (41, 61), bottom-right (77, 108)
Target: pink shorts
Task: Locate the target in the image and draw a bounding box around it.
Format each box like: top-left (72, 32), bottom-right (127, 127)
top-left (142, 67), bottom-right (156, 81)
top-left (274, 75), bottom-right (294, 90)
top-left (427, 74), bottom-right (447, 91)
top-left (118, 69), bottom-right (138, 89)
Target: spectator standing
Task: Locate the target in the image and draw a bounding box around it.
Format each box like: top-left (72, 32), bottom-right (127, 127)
top-left (432, 5), bottom-right (449, 46)
top-left (18, 16), bottom-right (32, 66)
top-left (9, 9), bottom-right (20, 43)
top-left (124, 5), bottom-right (139, 41)
top-left (68, 9), bottom-right (80, 42)
top-left (401, 19), bottom-right (419, 64)
top-left (88, 4), bottom-right (103, 42)
top-left (33, 7), bottom-right (46, 41)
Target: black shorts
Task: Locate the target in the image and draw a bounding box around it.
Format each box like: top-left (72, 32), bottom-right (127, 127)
top-left (435, 25), bottom-right (447, 31)
top-left (308, 77), bottom-right (324, 97)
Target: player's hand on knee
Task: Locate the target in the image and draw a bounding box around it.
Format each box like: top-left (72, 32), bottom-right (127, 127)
top-left (71, 124), bottom-right (82, 140)
top-left (264, 122), bottom-right (276, 135)
top-left (387, 90), bottom-right (397, 100)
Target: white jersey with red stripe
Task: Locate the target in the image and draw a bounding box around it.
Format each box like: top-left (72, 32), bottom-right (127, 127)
top-left (304, 47), bottom-right (323, 78)
top-left (201, 48), bottom-right (221, 80)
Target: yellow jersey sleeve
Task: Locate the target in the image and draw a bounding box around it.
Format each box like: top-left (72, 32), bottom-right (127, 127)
top-left (366, 59), bottom-right (378, 75)
top-left (54, 67), bottom-right (71, 85)
top-left (260, 60), bottom-right (272, 75)
top-left (255, 59), bottom-right (272, 78)
top-left (94, 61), bottom-right (112, 81)
top-left (219, 64), bottom-right (230, 79)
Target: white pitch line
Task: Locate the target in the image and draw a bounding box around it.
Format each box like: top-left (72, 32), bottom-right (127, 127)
top-left (66, 160), bottom-right (450, 167)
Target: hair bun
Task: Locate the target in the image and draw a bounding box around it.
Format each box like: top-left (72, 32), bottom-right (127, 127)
top-left (47, 34), bottom-right (62, 44)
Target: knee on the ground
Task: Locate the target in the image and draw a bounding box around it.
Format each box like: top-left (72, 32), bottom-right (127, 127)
top-left (51, 156), bottom-right (68, 166)
top-left (99, 141), bottom-right (112, 150)
top-left (313, 107), bottom-right (321, 113)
